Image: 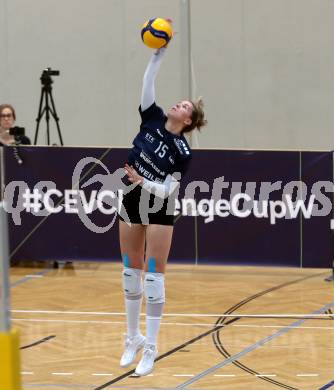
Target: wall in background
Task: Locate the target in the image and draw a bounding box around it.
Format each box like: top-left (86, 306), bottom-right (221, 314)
top-left (0, 0), bottom-right (334, 150)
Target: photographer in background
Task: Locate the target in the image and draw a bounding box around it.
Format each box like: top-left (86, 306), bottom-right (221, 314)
top-left (0, 104), bottom-right (31, 146)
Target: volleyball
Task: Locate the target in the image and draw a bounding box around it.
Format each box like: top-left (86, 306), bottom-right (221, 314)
top-left (141, 18), bottom-right (173, 49)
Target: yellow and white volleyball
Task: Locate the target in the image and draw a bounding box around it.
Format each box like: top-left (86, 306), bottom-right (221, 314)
top-left (141, 18), bottom-right (173, 49)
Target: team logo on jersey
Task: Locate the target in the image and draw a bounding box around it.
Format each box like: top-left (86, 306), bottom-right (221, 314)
top-left (145, 133), bottom-right (155, 143)
top-left (156, 128), bottom-right (164, 138)
top-left (174, 139), bottom-right (190, 156)
top-left (174, 139), bottom-right (183, 154)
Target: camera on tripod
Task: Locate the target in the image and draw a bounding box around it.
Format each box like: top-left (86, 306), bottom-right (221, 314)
top-left (40, 68), bottom-right (60, 90)
top-left (9, 126), bottom-right (25, 138)
top-left (40, 68), bottom-right (60, 87)
top-left (34, 67), bottom-right (63, 145)
top-left (42, 68), bottom-right (60, 77)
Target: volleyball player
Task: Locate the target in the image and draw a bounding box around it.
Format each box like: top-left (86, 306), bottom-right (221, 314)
top-left (119, 44), bottom-right (207, 376)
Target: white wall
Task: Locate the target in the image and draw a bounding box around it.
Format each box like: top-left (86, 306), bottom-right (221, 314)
top-left (0, 0), bottom-right (333, 150)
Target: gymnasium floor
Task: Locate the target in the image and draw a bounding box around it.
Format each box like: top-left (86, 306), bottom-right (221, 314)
top-left (10, 262), bottom-right (334, 389)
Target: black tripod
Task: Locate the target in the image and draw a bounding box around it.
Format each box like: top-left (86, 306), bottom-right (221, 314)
top-left (34, 68), bottom-right (64, 145)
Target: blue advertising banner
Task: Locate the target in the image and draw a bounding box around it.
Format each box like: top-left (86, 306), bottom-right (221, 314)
top-left (189, 150), bottom-right (301, 266)
top-left (301, 151), bottom-right (334, 268)
top-left (3, 146), bottom-right (333, 267)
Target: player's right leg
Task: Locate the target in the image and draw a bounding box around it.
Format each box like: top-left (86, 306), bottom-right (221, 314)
top-left (119, 220), bottom-right (146, 367)
top-left (135, 223), bottom-right (174, 376)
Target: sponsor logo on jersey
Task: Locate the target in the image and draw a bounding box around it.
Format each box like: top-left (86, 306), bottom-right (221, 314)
top-left (140, 151), bottom-right (166, 176)
top-left (145, 133), bottom-right (155, 143)
top-left (137, 164), bottom-right (163, 183)
top-left (174, 139), bottom-right (184, 154)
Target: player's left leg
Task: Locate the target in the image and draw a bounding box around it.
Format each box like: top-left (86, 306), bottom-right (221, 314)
top-left (135, 224), bottom-right (173, 376)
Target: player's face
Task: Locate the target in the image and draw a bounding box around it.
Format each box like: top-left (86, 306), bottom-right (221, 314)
top-left (0, 108), bottom-right (15, 130)
top-left (168, 100), bottom-right (193, 128)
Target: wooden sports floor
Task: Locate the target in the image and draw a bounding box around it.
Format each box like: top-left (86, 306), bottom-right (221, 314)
top-left (10, 262), bottom-right (334, 390)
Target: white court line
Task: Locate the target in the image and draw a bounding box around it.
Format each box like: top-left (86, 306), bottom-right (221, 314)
top-left (234, 324), bottom-right (334, 330)
top-left (10, 309), bottom-right (334, 318)
top-left (24, 275), bottom-right (44, 278)
top-left (12, 318), bottom-right (334, 331)
top-left (20, 371), bottom-right (321, 379)
top-left (13, 318), bottom-right (122, 325)
top-left (12, 318), bottom-right (215, 326)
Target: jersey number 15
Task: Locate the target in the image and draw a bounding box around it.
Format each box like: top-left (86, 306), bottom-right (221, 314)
top-left (154, 141), bottom-right (169, 158)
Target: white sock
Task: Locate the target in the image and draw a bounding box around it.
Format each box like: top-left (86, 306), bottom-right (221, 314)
top-left (123, 267), bottom-right (143, 338)
top-left (146, 302), bottom-right (164, 346)
top-left (125, 297), bottom-right (142, 338)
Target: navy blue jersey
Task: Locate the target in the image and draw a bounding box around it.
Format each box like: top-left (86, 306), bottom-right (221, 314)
top-left (127, 103), bottom-right (192, 183)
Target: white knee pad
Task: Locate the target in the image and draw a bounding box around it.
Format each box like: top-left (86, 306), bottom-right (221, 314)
top-left (122, 268), bottom-right (143, 297)
top-left (144, 272), bottom-right (165, 304)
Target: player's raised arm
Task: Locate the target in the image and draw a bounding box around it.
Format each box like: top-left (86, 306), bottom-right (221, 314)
top-left (140, 48), bottom-right (167, 111)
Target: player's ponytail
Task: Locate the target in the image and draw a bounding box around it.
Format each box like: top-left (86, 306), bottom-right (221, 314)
top-left (182, 97), bottom-right (207, 134)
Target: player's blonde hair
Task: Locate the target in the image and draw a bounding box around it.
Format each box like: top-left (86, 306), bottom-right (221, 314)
top-left (182, 97), bottom-right (207, 134)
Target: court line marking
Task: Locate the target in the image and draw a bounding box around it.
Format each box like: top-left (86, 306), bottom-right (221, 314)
top-left (233, 324), bottom-right (334, 330)
top-left (11, 270), bottom-right (50, 288)
top-left (11, 309), bottom-right (334, 318)
top-left (319, 379), bottom-right (334, 390)
top-left (23, 385), bottom-right (95, 389)
top-left (21, 371), bottom-right (322, 378)
top-left (25, 275), bottom-right (44, 278)
top-left (174, 300), bottom-right (334, 389)
top-left (12, 318), bottom-right (334, 331)
top-left (20, 335), bottom-right (56, 350)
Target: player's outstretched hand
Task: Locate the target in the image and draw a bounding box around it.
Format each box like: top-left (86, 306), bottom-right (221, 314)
top-left (154, 18), bottom-right (173, 54)
top-left (124, 164), bottom-right (144, 185)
